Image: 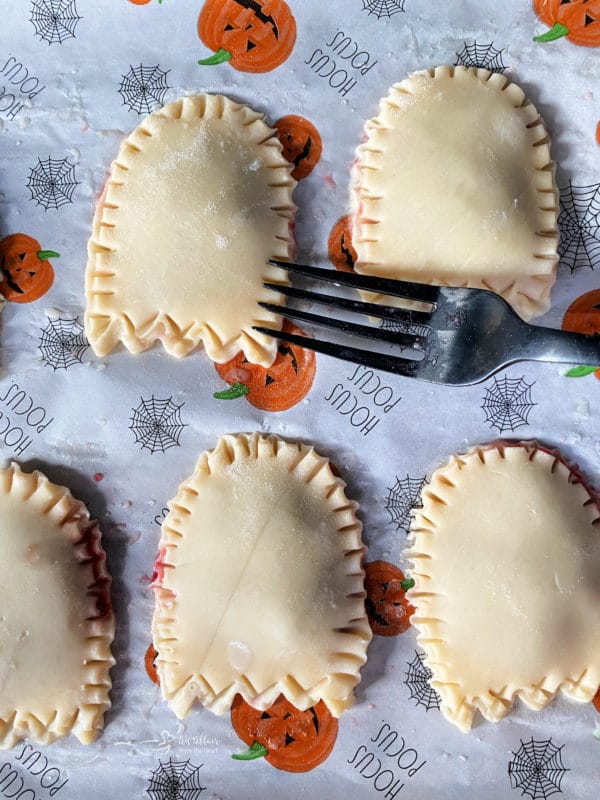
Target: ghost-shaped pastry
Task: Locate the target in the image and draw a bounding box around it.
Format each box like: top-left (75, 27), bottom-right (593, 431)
top-left (407, 442), bottom-right (600, 732)
top-left (152, 433), bottom-right (372, 719)
top-left (0, 463), bottom-right (114, 747)
top-left (351, 66), bottom-right (559, 320)
top-left (86, 94), bottom-right (295, 365)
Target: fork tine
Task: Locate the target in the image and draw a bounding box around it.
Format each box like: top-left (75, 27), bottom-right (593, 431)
top-left (253, 326), bottom-right (420, 378)
top-left (263, 282), bottom-right (433, 326)
top-left (269, 259), bottom-right (440, 304)
top-left (259, 302), bottom-right (426, 350)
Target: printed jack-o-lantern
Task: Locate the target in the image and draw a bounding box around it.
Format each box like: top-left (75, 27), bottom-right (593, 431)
top-left (534, 0), bottom-right (600, 47)
top-left (214, 321), bottom-right (316, 411)
top-left (562, 290), bottom-right (600, 379)
top-left (144, 644), bottom-right (160, 684)
top-left (328, 214), bottom-right (357, 273)
top-left (274, 115), bottom-right (323, 181)
top-left (364, 560), bottom-right (415, 637)
top-left (231, 694), bottom-right (338, 772)
top-left (594, 687), bottom-right (600, 712)
top-left (197, 0), bottom-right (297, 73)
top-left (0, 233), bottom-right (59, 304)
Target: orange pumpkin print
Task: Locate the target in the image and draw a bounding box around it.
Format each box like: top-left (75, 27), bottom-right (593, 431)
top-left (562, 289), bottom-right (600, 379)
top-left (328, 214), bottom-right (357, 273)
top-left (594, 686), bottom-right (600, 712)
top-left (197, 0), bottom-right (297, 73)
top-left (0, 234), bottom-right (59, 304)
top-left (274, 115), bottom-right (322, 181)
top-left (364, 560), bottom-right (415, 637)
top-left (214, 321), bottom-right (316, 412)
top-left (231, 694), bottom-right (338, 773)
top-left (144, 644), bottom-right (160, 685)
top-left (533, 0), bottom-right (600, 47)
top-left (596, 120), bottom-right (600, 145)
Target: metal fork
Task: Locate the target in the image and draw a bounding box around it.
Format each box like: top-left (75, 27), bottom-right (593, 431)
top-left (253, 260), bottom-right (600, 386)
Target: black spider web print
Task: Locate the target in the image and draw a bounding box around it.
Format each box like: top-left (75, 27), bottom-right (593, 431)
top-left (508, 738), bottom-right (568, 800)
top-left (27, 157), bottom-right (79, 210)
top-left (379, 318), bottom-right (432, 361)
top-left (119, 64), bottom-right (171, 115)
top-left (557, 182), bottom-right (600, 272)
top-left (130, 396), bottom-right (187, 454)
top-left (147, 759), bottom-right (206, 800)
top-left (30, 0), bottom-right (81, 45)
top-left (404, 651), bottom-right (441, 711)
top-left (455, 41), bottom-right (507, 73)
top-left (361, 0), bottom-right (405, 18)
top-left (385, 474), bottom-right (426, 533)
top-left (38, 316), bottom-right (89, 370)
top-left (379, 319), bottom-right (430, 339)
top-left (481, 375), bottom-right (536, 433)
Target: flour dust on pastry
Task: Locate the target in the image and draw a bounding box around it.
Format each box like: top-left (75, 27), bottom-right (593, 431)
top-left (0, 463), bottom-right (115, 748)
top-left (86, 94), bottom-right (296, 365)
top-left (352, 66), bottom-right (559, 320)
top-left (152, 433), bottom-right (372, 719)
top-left (406, 441), bottom-right (600, 733)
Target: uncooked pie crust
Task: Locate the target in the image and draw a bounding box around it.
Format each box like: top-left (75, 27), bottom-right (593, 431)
top-left (86, 94), bottom-right (296, 365)
top-left (0, 463), bottom-right (115, 748)
top-left (152, 432), bottom-right (372, 719)
top-left (352, 66), bottom-right (559, 320)
top-left (406, 442), bottom-right (600, 733)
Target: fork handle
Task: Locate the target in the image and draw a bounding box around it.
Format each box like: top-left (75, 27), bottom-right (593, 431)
top-left (521, 325), bottom-right (600, 367)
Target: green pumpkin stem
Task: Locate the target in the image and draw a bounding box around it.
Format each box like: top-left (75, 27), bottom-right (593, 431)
top-left (213, 382), bottom-right (250, 400)
top-left (232, 741), bottom-right (269, 761)
top-left (37, 250), bottom-right (60, 261)
top-left (198, 48), bottom-right (233, 67)
top-left (400, 578), bottom-right (415, 591)
top-left (534, 22), bottom-right (570, 43)
top-left (565, 365), bottom-right (598, 378)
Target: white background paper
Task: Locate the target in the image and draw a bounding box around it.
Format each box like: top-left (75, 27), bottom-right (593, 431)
top-left (1, 0), bottom-right (599, 797)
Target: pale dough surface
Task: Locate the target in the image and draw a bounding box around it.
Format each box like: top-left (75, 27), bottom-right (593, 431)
top-left (0, 464), bottom-right (114, 748)
top-left (86, 94), bottom-right (295, 365)
top-left (407, 443), bottom-right (600, 733)
top-left (152, 433), bottom-right (372, 719)
top-left (352, 66), bottom-right (559, 320)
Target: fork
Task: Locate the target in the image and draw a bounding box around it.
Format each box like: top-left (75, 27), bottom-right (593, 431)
top-left (253, 261), bottom-right (600, 386)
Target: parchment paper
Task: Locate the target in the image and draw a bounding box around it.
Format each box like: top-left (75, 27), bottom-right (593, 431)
top-left (1, 1), bottom-right (599, 797)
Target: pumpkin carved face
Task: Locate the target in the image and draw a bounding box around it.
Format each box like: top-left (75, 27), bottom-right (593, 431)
top-left (274, 115), bottom-right (322, 181)
top-left (215, 321), bottom-right (316, 411)
top-left (231, 694), bottom-right (338, 772)
top-left (328, 214), bottom-right (357, 273)
top-left (364, 560), bottom-right (415, 637)
top-left (562, 289), bottom-right (600, 379)
top-left (198, 0), bottom-right (297, 73)
top-left (0, 234), bottom-right (58, 304)
top-left (144, 644), bottom-right (160, 685)
top-left (534, 0), bottom-right (600, 47)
